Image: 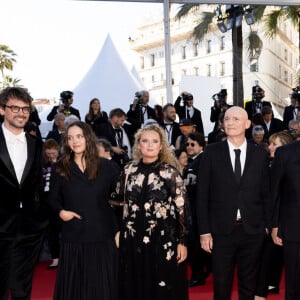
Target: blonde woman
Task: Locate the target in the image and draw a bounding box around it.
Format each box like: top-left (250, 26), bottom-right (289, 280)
top-left (115, 124), bottom-right (190, 300)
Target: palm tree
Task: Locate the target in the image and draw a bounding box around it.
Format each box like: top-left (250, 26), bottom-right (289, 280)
top-left (0, 44), bottom-right (21, 89)
top-left (0, 44), bottom-right (17, 79)
top-left (175, 4), bottom-right (246, 107)
top-left (254, 6), bottom-right (300, 84)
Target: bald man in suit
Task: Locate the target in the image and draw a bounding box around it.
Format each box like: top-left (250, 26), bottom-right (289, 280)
top-left (197, 106), bottom-right (271, 300)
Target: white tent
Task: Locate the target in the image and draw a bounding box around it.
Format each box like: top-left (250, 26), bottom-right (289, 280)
top-left (73, 34), bottom-right (145, 118)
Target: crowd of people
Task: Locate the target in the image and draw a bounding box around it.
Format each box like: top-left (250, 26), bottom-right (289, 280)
top-left (1, 85), bottom-right (300, 300)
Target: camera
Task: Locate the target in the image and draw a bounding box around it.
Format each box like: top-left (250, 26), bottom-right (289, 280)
top-left (212, 89), bottom-right (227, 106)
top-left (134, 91), bottom-right (144, 105)
top-left (120, 145), bottom-right (130, 166)
top-left (251, 84), bottom-right (265, 114)
top-left (252, 84), bottom-right (264, 103)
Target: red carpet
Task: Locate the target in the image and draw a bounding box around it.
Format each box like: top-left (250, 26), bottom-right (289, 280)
top-left (31, 261), bottom-right (285, 300)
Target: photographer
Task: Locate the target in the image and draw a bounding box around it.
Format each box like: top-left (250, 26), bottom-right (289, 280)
top-left (283, 85), bottom-right (300, 130)
top-left (126, 90), bottom-right (156, 134)
top-left (245, 84), bottom-right (272, 120)
top-left (47, 90), bottom-right (81, 130)
top-left (97, 108), bottom-right (133, 168)
top-left (210, 89), bottom-right (231, 131)
top-left (174, 91), bottom-right (204, 135)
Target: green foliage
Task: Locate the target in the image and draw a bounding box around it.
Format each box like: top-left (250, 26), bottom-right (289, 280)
top-left (0, 44), bottom-right (21, 89)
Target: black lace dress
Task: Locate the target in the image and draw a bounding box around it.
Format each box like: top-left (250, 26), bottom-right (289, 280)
top-left (115, 160), bottom-right (190, 300)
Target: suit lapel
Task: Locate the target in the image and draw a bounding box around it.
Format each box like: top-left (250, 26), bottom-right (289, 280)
top-left (20, 133), bottom-right (35, 185)
top-left (243, 143), bottom-right (255, 181)
top-left (220, 141), bottom-right (236, 178)
top-left (0, 128), bottom-right (18, 180)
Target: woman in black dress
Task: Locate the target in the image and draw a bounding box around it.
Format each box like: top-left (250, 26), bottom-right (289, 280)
top-left (114, 124), bottom-right (190, 300)
top-left (47, 121), bottom-right (120, 300)
top-left (85, 98), bottom-right (108, 136)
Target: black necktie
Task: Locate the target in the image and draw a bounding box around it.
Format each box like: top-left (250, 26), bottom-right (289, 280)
top-left (115, 128), bottom-right (122, 147)
top-left (234, 149), bottom-right (241, 183)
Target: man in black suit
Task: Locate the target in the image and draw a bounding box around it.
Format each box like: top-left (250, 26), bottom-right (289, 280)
top-left (261, 106), bottom-right (285, 139)
top-left (159, 103), bottom-right (181, 149)
top-left (283, 86), bottom-right (300, 130)
top-left (270, 140), bottom-right (300, 300)
top-left (97, 108), bottom-right (133, 168)
top-left (174, 91), bottom-right (204, 135)
top-left (197, 106), bottom-right (271, 300)
top-left (0, 87), bottom-right (47, 300)
top-left (47, 90), bottom-right (81, 129)
top-left (126, 90), bottom-right (156, 133)
top-left (182, 132), bottom-right (211, 287)
top-left (45, 112), bottom-right (66, 145)
top-left (245, 85), bottom-right (272, 120)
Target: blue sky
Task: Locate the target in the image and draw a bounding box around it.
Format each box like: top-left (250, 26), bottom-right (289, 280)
top-left (0, 0), bottom-right (163, 99)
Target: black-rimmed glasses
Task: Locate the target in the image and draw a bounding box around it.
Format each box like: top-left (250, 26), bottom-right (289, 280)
top-left (5, 105), bottom-right (31, 114)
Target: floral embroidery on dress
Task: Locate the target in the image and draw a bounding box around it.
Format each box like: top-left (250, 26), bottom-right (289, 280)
top-left (117, 161), bottom-right (189, 261)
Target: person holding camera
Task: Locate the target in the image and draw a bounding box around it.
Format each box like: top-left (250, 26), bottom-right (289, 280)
top-left (210, 89), bottom-right (231, 131)
top-left (283, 85), bottom-right (300, 130)
top-left (174, 91), bottom-right (204, 135)
top-left (97, 108), bottom-right (133, 168)
top-left (127, 90), bottom-right (157, 134)
top-left (47, 90), bottom-right (81, 130)
top-left (245, 85), bottom-right (272, 120)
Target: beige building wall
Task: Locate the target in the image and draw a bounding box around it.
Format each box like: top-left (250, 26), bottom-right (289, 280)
top-left (130, 5), bottom-right (299, 116)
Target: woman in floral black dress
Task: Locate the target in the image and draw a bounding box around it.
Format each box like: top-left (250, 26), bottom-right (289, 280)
top-left (115, 124), bottom-right (190, 300)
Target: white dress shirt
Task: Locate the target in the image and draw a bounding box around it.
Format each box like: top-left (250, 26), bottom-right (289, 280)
top-left (2, 124), bottom-right (27, 184)
top-left (227, 139), bottom-right (247, 220)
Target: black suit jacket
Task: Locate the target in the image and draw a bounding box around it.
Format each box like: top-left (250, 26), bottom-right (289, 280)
top-left (47, 105), bottom-right (81, 122)
top-left (174, 97), bottom-right (204, 135)
top-left (263, 118), bottom-right (285, 139)
top-left (197, 140), bottom-right (271, 236)
top-left (270, 141), bottom-right (300, 242)
top-left (245, 100), bottom-right (272, 119)
top-left (127, 104), bottom-right (156, 133)
top-left (159, 121), bottom-right (182, 148)
top-left (97, 121), bottom-right (133, 167)
top-left (45, 129), bottom-right (63, 145)
top-left (282, 105), bottom-right (296, 130)
top-left (0, 127), bottom-right (47, 234)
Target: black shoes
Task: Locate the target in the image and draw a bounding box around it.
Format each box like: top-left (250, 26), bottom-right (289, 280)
top-left (47, 258), bottom-right (59, 270)
top-left (268, 286), bottom-right (279, 294)
top-left (188, 278), bottom-right (206, 287)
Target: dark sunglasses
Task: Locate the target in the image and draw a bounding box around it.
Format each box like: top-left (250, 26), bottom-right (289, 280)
top-left (186, 142), bottom-right (196, 147)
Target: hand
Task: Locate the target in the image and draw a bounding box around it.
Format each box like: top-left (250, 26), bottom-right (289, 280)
top-left (112, 146), bottom-right (125, 155)
top-left (59, 209), bottom-right (82, 222)
top-left (177, 244), bottom-right (187, 263)
top-left (271, 227), bottom-right (283, 246)
top-left (58, 104), bottom-right (65, 112)
top-left (200, 234), bottom-right (213, 253)
top-left (132, 98), bottom-right (140, 110)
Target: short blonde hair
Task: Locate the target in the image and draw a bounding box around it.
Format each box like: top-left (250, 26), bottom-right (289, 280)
top-left (132, 124), bottom-right (178, 168)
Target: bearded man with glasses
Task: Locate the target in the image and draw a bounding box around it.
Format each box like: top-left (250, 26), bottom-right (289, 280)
top-left (0, 87), bottom-right (47, 300)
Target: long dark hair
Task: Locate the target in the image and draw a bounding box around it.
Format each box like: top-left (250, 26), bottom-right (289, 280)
top-left (56, 121), bottom-right (100, 180)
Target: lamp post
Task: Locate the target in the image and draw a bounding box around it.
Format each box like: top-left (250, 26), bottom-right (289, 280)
top-left (215, 5), bottom-right (255, 107)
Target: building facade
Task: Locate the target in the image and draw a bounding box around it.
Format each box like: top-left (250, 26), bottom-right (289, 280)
top-left (130, 5), bottom-right (299, 116)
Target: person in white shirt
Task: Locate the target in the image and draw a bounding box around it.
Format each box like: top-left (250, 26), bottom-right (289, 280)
top-left (0, 87), bottom-right (47, 300)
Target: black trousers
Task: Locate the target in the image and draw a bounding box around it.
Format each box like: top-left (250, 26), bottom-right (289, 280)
top-left (284, 240), bottom-right (300, 300)
top-left (255, 234), bottom-right (284, 297)
top-left (212, 225), bottom-right (265, 300)
top-left (187, 224), bottom-right (211, 280)
top-left (0, 230), bottom-right (44, 300)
